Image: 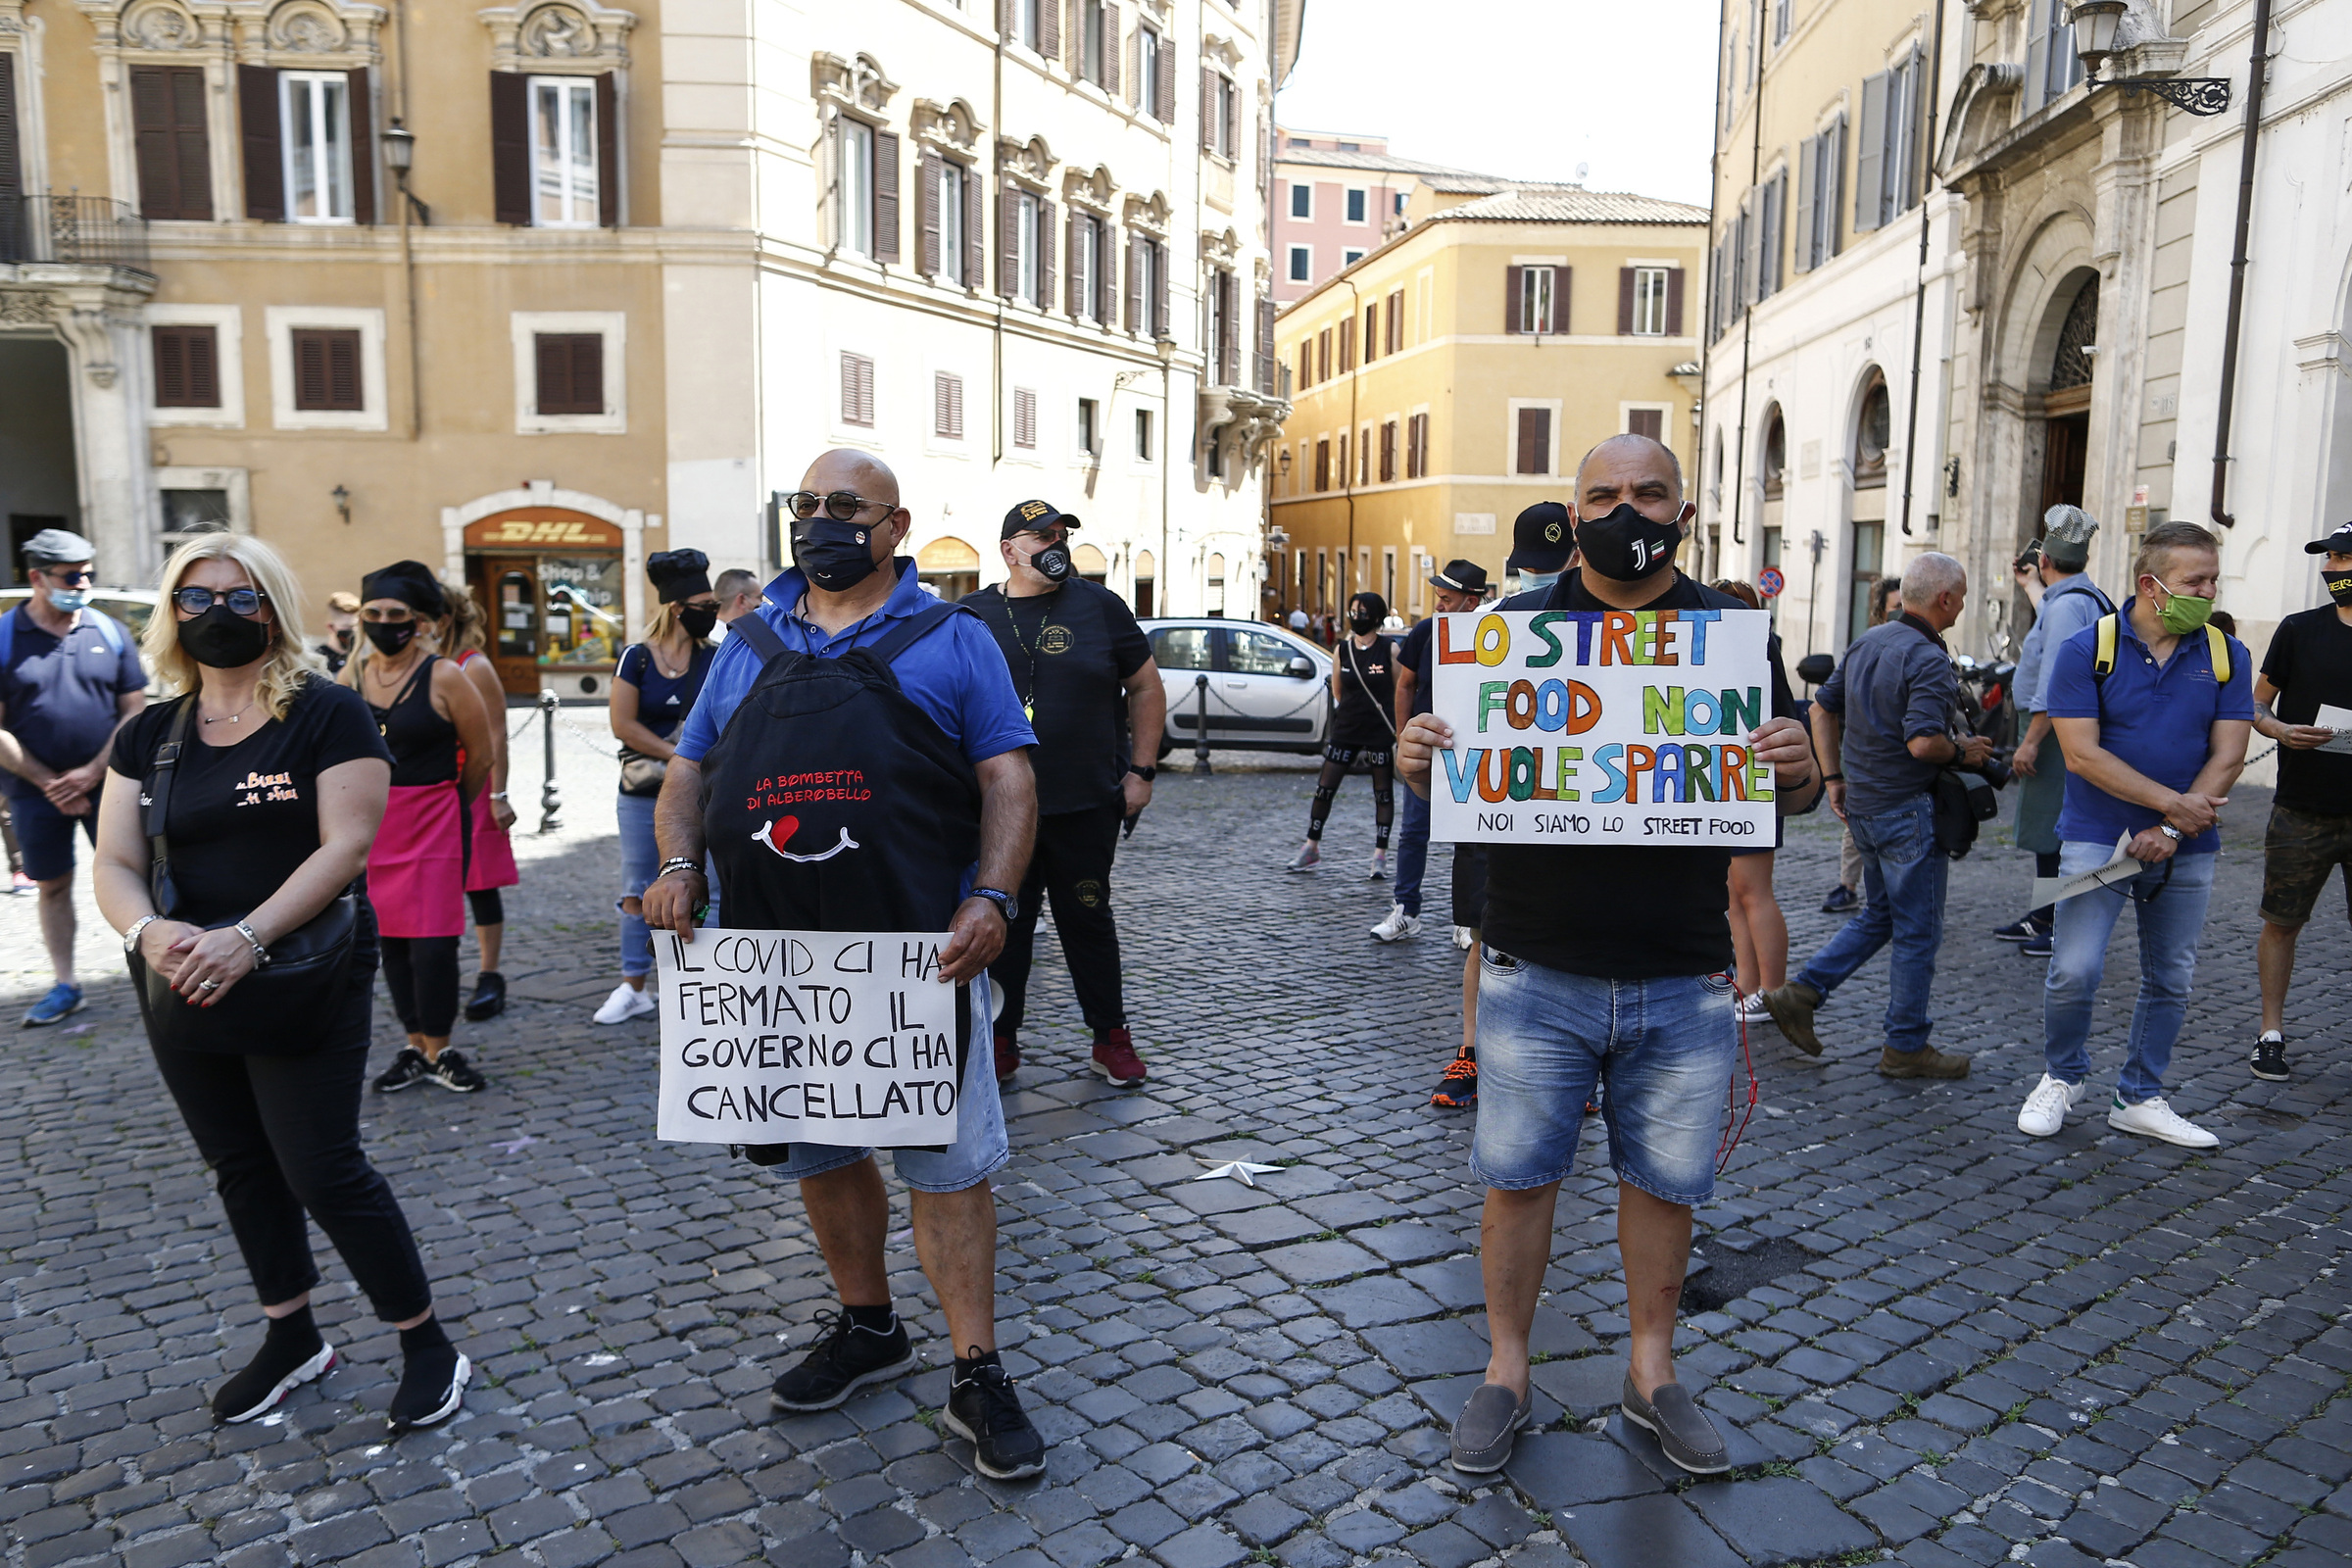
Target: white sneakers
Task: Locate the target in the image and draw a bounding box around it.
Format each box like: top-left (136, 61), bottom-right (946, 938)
top-left (2017, 1073), bottom-right (2090, 1137)
top-left (2107, 1095), bottom-right (2220, 1149)
top-left (594, 982), bottom-right (658, 1025)
top-left (2017, 1073), bottom-right (2219, 1149)
top-left (1370, 904), bottom-right (1422, 943)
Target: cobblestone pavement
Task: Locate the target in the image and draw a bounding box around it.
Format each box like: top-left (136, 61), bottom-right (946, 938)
top-left (4, 710), bottom-right (2350, 1568)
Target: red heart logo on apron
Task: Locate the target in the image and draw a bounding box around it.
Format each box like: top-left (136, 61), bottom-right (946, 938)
top-left (773, 815), bottom-right (799, 848)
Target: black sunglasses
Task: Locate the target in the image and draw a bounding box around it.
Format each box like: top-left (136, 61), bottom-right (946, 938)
top-left (784, 490), bottom-right (892, 522)
top-left (172, 586), bottom-right (270, 617)
top-left (41, 567), bottom-right (95, 586)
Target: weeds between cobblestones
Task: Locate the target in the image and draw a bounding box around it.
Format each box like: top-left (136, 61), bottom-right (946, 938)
top-left (2, 725), bottom-right (2348, 1567)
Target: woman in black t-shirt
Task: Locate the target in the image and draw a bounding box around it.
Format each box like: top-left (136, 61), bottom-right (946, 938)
top-left (93, 535), bottom-right (470, 1436)
top-left (1287, 593), bottom-right (1400, 878)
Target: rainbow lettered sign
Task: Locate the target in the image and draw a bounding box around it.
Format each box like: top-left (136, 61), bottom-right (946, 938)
top-left (1428, 608), bottom-right (1777, 847)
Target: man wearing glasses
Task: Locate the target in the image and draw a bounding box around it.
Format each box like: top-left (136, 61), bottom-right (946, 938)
top-left (0, 529), bottom-right (147, 1025)
top-left (641, 450), bottom-right (1050, 1481)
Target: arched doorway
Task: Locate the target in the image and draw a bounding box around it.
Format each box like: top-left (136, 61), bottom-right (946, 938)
top-left (1205, 553), bottom-right (1227, 617)
top-left (1072, 543), bottom-right (1108, 585)
top-left (1132, 550), bottom-right (1156, 615)
top-left (2036, 273), bottom-right (2097, 529)
top-left (916, 536), bottom-right (980, 601)
top-left (1847, 368), bottom-right (1890, 646)
top-left (1759, 405), bottom-right (1787, 620)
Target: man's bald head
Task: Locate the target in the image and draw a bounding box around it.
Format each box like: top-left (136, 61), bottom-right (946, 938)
top-left (1572, 433), bottom-right (1691, 534)
top-left (1575, 434), bottom-right (1685, 502)
top-left (803, 448), bottom-right (902, 508)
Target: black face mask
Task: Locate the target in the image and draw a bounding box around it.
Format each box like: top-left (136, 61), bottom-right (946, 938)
top-left (1348, 609), bottom-right (1379, 634)
top-left (676, 604), bottom-right (719, 640)
top-left (2326, 570), bottom-right (2352, 608)
top-left (792, 519), bottom-right (880, 592)
top-left (177, 604), bottom-right (273, 669)
top-left (1574, 503), bottom-right (1685, 581)
top-left (1029, 540), bottom-right (1073, 583)
top-left (365, 619), bottom-right (418, 655)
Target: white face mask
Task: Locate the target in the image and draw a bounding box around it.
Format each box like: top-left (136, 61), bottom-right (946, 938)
top-left (1515, 570), bottom-right (1560, 594)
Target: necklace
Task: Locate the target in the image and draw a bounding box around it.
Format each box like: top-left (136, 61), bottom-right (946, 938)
top-left (201, 698), bottom-right (256, 726)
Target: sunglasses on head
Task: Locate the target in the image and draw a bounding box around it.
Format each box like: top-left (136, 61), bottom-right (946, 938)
top-left (172, 586), bottom-right (269, 617)
top-left (784, 490), bottom-right (893, 522)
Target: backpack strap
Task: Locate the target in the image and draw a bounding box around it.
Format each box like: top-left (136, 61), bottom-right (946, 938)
top-left (2207, 622), bottom-right (2230, 685)
top-left (862, 601), bottom-right (968, 666)
top-left (2091, 613), bottom-right (2119, 678)
top-left (727, 610), bottom-right (789, 666)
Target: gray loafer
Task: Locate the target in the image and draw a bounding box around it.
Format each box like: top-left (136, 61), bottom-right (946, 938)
top-left (1449, 1381), bottom-right (1532, 1474)
top-left (1621, 1375), bottom-right (1729, 1474)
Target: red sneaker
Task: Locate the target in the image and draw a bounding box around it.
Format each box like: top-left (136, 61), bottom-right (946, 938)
top-left (994, 1032), bottom-right (1019, 1086)
top-left (1091, 1029), bottom-right (1148, 1086)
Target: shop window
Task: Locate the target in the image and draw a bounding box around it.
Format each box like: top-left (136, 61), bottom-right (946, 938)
top-left (539, 554), bottom-right (624, 666)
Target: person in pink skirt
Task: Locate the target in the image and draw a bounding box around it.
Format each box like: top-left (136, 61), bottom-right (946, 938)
top-left (342, 561), bottom-right (499, 1094)
top-left (436, 587), bottom-right (519, 1020)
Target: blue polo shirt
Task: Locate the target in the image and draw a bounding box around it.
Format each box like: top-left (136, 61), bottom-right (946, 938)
top-left (674, 563), bottom-right (1035, 768)
top-left (2043, 602), bottom-right (2253, 854)
top-left (0, 607), bottom-right (146, 800)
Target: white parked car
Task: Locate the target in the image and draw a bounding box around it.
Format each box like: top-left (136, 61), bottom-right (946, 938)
top-left (1140, 617), bottom-right (1333, 759)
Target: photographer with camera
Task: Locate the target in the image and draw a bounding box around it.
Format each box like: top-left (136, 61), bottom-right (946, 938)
top-left (1761, 554), bottom-right (1985, 1078)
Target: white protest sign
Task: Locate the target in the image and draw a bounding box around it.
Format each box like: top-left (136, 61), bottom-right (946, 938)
top-left (2313, 703), bottom-right (2352, 756)
top-left (654, 928), bottom-right (962, 1148)
top-left (1428, 608), bottom-right (1778, 847)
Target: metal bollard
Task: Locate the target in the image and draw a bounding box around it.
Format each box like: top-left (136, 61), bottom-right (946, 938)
top-left (1192, 673), bottom-right (1213, 774)
top-left (537, 689), bottom-right (564, 834)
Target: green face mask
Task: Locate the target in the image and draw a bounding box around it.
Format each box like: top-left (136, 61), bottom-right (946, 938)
top-left (2150, 577), bottom-right (2216, 636)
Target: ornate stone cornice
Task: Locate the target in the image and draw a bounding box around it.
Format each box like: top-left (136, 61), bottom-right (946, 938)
top-left (1200, 226), bottom-right (1239, 264)
top-left (911, 97), bottom-right (982, 154)
top-left (479, 0), bottom-right (634, 73)
top-left (1061, 164), bottom-right (1115, 212)
top-left (1200, 30), bottom-right (1242, 69)
top-left (75, 0), bottom-right (388, 62)
top-left (996, 133), bottom-right (1055, 186)
top-left (812, 50), bottom-right (898, 114)
top-left (1121, 190), bottom-right (1170, 235)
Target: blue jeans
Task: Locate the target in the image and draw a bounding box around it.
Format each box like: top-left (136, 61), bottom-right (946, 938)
top-left (1794, 795), bottom-right (1945, 1054)
top-left (1395, 786), bottom-right (1431, 916)
top-left (619, 792), bottom-right (719, 977)
top-left (2042, 840), bottom-right (2216, 1103)
top-left (1470, 954), bottom-right (1736, 1205)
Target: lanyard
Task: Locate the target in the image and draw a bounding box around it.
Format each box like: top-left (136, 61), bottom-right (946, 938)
top-left (1002, 591), bottom-right (1058, 722)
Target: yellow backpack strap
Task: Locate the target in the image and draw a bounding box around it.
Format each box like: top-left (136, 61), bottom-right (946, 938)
top-left (2207, 622), bottom-right (2230, 684)
top-left (2092, 613), bottom-right (2119, 677)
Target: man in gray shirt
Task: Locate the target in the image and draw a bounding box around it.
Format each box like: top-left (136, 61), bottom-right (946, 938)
top-left (1763, 553), bottom-right (1991, 1077)
top-left (1993, 506), bottom-right (2113, 955)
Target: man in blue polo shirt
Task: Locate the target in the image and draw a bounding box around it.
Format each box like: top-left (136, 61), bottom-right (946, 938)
top-left (0, 528), bottom-right (147, 1025)
top-left (2017, 521), bottom-right (2253, 1148)
top-left (640, 449), bottom-right (1050, 1482)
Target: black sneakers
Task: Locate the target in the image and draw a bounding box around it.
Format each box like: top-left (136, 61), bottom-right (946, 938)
top-left (2252, 1032), bottom-right (2290, 1083)
top-left (429, 1050), bottom-right (488, 1093)
top-left (213, 1312), bottom-right (336, 1424)
top-left (372, 1048), bottom-right (431, 1094)
top-left (1991, 914), bottom-right (2049, 942)
top-left (770, 1309), bottom-right (918, 1411)
top-left (944, 1350), bottom-right (1047, 1481)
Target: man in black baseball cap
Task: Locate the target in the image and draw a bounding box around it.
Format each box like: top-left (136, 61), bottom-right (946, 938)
top-left (1506, 502), bottom-right (1575, 594)
top-left (2246, 520), bottom-right (2352, 1081)
top-left (966, 499), bottom-right (1163, 1090)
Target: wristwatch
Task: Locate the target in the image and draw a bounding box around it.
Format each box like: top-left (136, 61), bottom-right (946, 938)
top-left (970, 887), bottom-right (1019, 924)
top-left (1128, 764), bottom-right (1157, 782)
top-left (2159, 824), bottom-right (2183, 841)
top-left (122, 913), bottom-right (161, 954)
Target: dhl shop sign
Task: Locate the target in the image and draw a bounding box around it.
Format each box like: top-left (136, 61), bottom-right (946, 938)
top-left (463, 511), bottom-right (625, 551)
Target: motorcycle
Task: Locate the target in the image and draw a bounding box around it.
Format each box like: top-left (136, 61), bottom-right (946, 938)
top-left (1953, 653), bottom-right (2019, 760)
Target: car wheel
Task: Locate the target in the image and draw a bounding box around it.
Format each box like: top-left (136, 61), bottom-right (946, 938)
top-left (1156, 737), bottom-right (1174, 760)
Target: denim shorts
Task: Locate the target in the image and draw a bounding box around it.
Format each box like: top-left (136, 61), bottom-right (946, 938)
top-left (1470, 953), bottom-right (1737, 1205)
top-left (765, 974), bottom-right (1010, 1195)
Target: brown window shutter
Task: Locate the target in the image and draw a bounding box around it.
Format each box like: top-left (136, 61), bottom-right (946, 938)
top-left (1152, 240), bottom-right (1169, 336)
top-left (238, 66), bottom-right (283, 220)
top-left (1037, 198), bottom-right (1054, 306)
top-left (132, 68), bottom-right (177, 220)
top-left (999, 186), bottom-right (1018, 296)
top-left (595, 73), bottom-right (618, 225)
top-left (169, 67), bottom-right (212, 220)
top-left (1102, 5), bottom-right (1120, 95)
top-left (872, 130), bottom-right (900, 261)
top-left (0, 51), bottom-right (21, 203)
top-left (919, 152), bottom-right (942, 274)
top-left (1039, 0), bottom-right (1059, 61)
top-left (1338, 312), bottom-right (1353, 372)
top-left (962, 168), bottom-right (984, 286)
top-left (328, 330), bottom-right (360, 409)
top-left (1220, 272), bottom-right (1240, 385)
top-left (1618, 268), bottom-right (1636, 335)
top-left (345, 68), bottom-right (375, 224)
top-left (537, 333), bottom-right (603, 415)
top-left (1065, 213), bottom-right (1081, 315)
top-left (1200, 69), bottom-right (1214, 152)
top-left (1256, 294), bottom-right (1274, 391)
top-left (1001, 0), bottom-right (1013, 33)
top-left (574, 334), bottom-right (604, 413)
top-left (294, 327), bottom-right (363, 411)
top-left (1125, 236), bottom-right (1142, 331)
top-left (534, 333), bottom-right (567, 412)
top-left (1556, 267), bottom-right (1571, 333)
top-left (153, 327), bottom-right (183, 405)
top-left (1155, 35), bottom-right (1176, 122)
top-left (1504, 265), bottom-right (1524, 333)
top-left (295, 330), bottom-right (325, 409)
top-left (1667, 268), bottom-right (1686, 335)
top-left (490, 73), bottom-right (529, 226)
top-left (1517, 407), bottom-right (1549, 474)
top-left (1387, 288), bottom-right (1403, 354)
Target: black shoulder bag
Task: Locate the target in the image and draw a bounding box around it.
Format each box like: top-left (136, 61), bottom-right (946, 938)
top-left (133, 697), bottom-right (363, 1053)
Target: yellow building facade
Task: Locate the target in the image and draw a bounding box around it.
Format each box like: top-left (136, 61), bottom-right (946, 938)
top-left (1269, 189), bottom-right (1705, 624)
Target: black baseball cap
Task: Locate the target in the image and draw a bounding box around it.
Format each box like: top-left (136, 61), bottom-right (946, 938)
top-left (1429, 559), bottom-right (1489, 595)
top-left (1507, 502), bottom-right (1573, 572)
top-left (2305, 522), bottom-right (2352, 555)
top-left (1002, 499), bottom-right (1082, 539)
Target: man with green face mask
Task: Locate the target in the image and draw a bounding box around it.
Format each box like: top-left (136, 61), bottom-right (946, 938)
top-left (2016, 522), bottom-right (2253, 1150)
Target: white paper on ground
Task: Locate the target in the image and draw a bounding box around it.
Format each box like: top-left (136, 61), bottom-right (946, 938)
top-left (2029, 833), bottom-right (2147, 909)
top-left (2311, 703), bottom-right (2352, 755)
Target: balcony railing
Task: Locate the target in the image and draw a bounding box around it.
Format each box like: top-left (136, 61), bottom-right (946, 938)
top-left (0, 195), bottom-right (154, 275)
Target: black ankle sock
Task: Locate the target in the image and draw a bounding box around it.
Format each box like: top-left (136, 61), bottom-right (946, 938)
top-left (845, 1304), bottom-right (899, 1336)
top-left (399, 1316), bottom-right (451, 1355)
top-left (954, 1348), bottom-right (1002, 1378)
top-left (267, 1305), bottom-right (323, 1351)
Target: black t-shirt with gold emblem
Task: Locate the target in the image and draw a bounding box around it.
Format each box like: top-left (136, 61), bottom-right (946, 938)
top-left (966, 579), bottom-right (1152, 815)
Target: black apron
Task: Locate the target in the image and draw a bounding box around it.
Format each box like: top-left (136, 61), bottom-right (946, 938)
top-left (698, 597), bottom-right (985, 1163)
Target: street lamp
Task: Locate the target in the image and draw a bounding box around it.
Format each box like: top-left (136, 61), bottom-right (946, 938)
top-left (382, 118), bottom-right (415, 177)
top-left (2069, 0), bottom-right (2232, 114)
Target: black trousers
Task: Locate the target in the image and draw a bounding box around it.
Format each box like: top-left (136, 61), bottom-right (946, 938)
top-left (381, 935), bottom-right (461, 1036)
top-left (991, 800), bottom-right (1127, 1037)
top-left (148, 1038), bottom-right (434, 1320)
